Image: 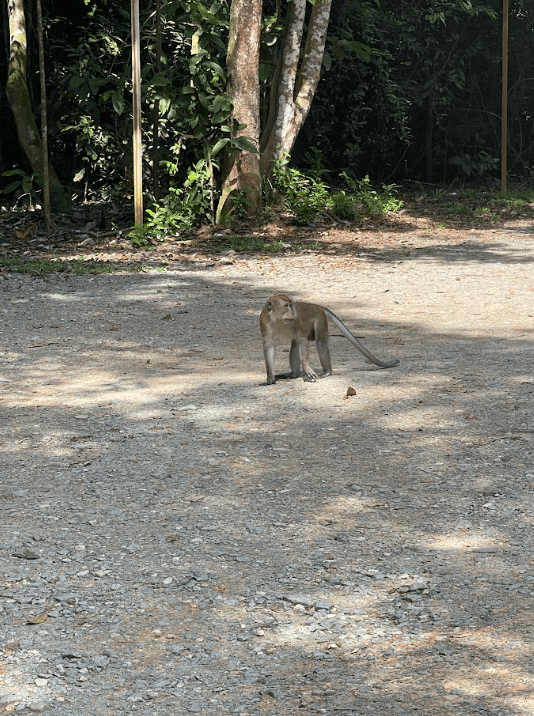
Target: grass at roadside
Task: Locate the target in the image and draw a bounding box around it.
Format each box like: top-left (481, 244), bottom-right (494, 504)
top-left (0, 257), bottom-right (117, 275)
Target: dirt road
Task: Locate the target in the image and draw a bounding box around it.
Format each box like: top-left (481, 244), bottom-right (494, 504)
top-left (1, 222), bottom-right (534, 715)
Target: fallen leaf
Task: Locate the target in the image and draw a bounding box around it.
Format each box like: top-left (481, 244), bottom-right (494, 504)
top-left (27, 612), bottom-right (48, 625)
top-left (12, 550), bottom-right (39, 560)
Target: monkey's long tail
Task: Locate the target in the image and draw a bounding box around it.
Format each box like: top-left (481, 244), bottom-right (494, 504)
top-left (323, 307), bottom-right (399, 368)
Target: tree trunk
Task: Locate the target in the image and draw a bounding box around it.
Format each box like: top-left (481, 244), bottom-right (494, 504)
top-left (260, 0), bottom-right (332, 176)
top-left (218, 0), bottom-right (262, 220)
top-left (5, 0), bottom-right (69, 209)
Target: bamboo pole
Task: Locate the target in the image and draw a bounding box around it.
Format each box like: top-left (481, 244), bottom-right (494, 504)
top-left (131, 0), bottom-right (143, 225)
top-left (152, 0), bottom-right (162, 203)
top-left (501, 0), bottom-right (508, 193)
top-left (36, 0), bottom-right (51, 232)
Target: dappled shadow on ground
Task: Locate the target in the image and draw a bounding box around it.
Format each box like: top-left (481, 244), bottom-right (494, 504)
top-left (1, 264), bottom-right (534, 714)
top-left (340, 238), bottom-right (534, 266)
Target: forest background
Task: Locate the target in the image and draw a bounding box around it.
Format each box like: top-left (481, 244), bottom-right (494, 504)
top-left (1, 0), bottom-right (533, 236)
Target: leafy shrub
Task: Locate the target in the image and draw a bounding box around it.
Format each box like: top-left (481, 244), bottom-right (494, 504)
top-left (1, 169), bottom-right (40, 208)
top-left (270, 155), bottom-right (333, 224)
top-left (268, 156), bottom-right (402, 223)
top-left (340, 174), bottom-right (403, 215)
top-left (130, 159), bottom-right (213, 244)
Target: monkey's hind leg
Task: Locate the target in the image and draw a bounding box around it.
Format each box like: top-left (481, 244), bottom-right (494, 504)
top-left (299, 336), bottom-right (319, 382)
top-left (315, 336), bottom-right (333, 378)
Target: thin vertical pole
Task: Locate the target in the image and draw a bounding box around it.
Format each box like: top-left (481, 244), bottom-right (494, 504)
top-left (152, 0), bottom-right (162, 203)
top-left (501, 0), bottom-right (509, 193)
top-left (36, 0), bottom-right (50, 232)
top-left (131, 0), bottom-right (143, 225)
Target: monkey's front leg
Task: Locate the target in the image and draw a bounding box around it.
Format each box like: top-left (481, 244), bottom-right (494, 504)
top-left (274, 340), bottom-right (302, 380)
top-left (262, 339), bottom-right (277, 384)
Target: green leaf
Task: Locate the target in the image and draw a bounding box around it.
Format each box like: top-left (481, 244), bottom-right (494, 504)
top-left (212, 94), bottom-right (230, 112)
top-left (2, 169), bottom-right (25, 177)
top-left (159, 97), bottom-right (171, 115)
top-left (112, 90), bottom-right (124, 115)
top-left (205, 60), bottom-right (225, 75)
top-left (232, 136), bottom-right (258, 153)
top-left (211, 138), bottom-right (230, 156)
top-left (69, 75), bottom-right (86, 90)
top-left (2, 181), bottom-right (22, 194)
top-left (151, 73), bottom-right (170, 87)
top-left (346, 40), bottom-right (372, 62)
top-left (212, 112), bottom-right (230, 124)
top-left (259, 62), bottom-right (275, 82)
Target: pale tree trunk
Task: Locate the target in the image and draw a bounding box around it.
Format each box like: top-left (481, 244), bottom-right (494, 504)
top-left (6, 0), bottom-right (69, 209)
top-left (218, 0), bottom-right (262, 220)
top-left (260, 0), bottom-right (332, 176)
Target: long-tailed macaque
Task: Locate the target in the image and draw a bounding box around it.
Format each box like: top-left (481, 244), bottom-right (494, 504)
top-left (259, 294), bottom-right (399, 384)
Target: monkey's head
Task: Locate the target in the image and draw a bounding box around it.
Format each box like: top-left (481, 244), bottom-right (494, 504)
top-left (267, 294), bottom-right (296, 322)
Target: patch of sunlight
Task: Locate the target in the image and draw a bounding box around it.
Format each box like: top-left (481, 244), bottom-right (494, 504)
top-left (426, 533), bottom-right (499, 551)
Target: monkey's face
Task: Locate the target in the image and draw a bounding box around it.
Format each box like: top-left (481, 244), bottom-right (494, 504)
top-left (269, 296), bottom-right (295, 323)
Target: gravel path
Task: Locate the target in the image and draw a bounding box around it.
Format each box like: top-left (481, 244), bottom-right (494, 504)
top-left (1, 225), bottom-right (534, 715)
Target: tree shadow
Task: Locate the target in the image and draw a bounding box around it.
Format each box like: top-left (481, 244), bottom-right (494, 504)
top-left (1, 268), bottom-right (533, 714)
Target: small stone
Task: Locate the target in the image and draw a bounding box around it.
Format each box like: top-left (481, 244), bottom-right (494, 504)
top-left (168, 645), bottom-right (186, 654)
top-left (278, 593), bottom-right (315, 608)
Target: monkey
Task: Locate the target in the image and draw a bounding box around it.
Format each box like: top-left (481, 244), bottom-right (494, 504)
top-left (259, 294), bottom-right (399, 384)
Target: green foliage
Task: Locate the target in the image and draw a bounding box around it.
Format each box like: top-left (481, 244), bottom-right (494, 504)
top-left (6, 0), bottom-right (534, 215)
top-left (223, 236), bottom-right (285, 252)
top-left (0, 257), bottom-right (115, 275)
top-left (340, 174), bottom-right (403, 215)
top-left (269, 156), bottom-right (402, 224)
top-left (294, 0), bottom-right (502, 183)
top-left (444, 202), bottom-right (473, 215)
top-left (270, 155), bottom-right (333, 224)
top-left (449, 151), bottom-right (499, 177)
top-left (53, 0), bottom-right (234, 200)
top-left (474, 206), bottom-right (499, 222)
top-left (218, 191), bottom-right (251, 223)
top-left (130, 158), bottom-right (213, 244)
top-left (492, 191), bottom-right (534, 207)
top-left (210, 235), bottom-right (316, 253)
top-left (1, 169), bottom-right (40, 208)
